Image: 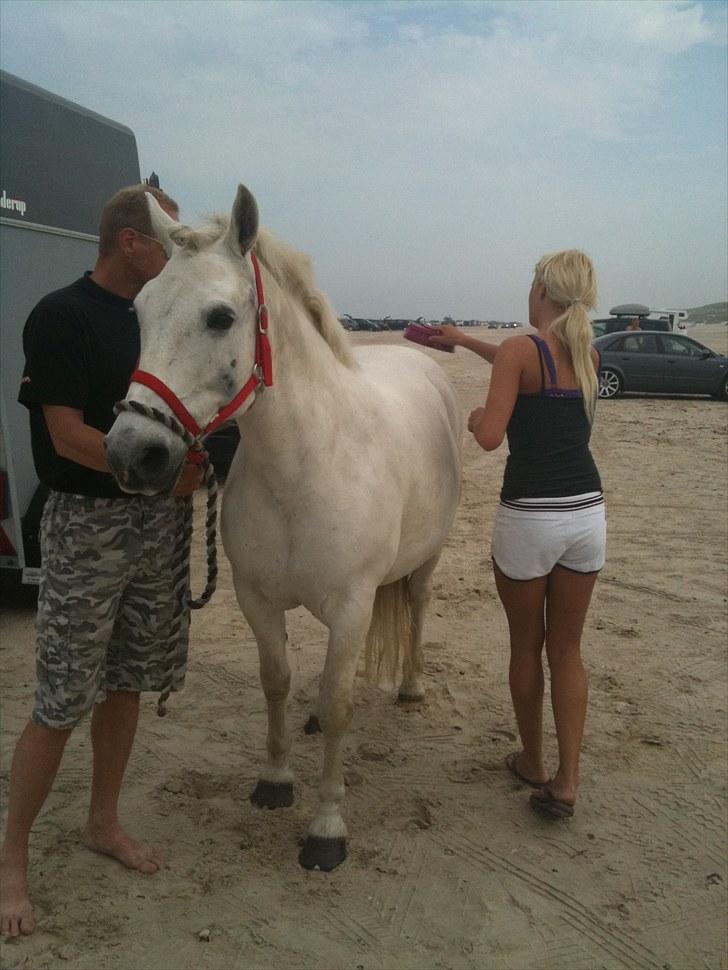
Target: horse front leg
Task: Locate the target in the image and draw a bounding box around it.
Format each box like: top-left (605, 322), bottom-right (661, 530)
top-left (299, 600), bottom-right (372, 871)
top-left (236, 585), bottom-right (294, 809)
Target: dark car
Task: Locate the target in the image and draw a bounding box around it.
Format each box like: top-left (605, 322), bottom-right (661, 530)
top-left (594, 331), bottom-right (728, 400)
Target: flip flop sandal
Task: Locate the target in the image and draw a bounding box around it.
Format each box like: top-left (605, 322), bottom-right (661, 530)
top-left (505, 752), bottom-right (550, 788)
top-left (529, 785), bottom-right (575, 819)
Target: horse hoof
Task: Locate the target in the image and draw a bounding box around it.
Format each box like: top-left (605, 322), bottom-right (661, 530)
top-left (250, 780), bottom-right (294, 809)
top-left (397, 690), bottom-right (425, 704)
top-left (303, 714), bottom-right (321, 735)
top-left (298, 836), bottom-right (347, 871)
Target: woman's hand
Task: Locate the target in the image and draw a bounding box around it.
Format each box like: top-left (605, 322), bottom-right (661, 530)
top-left (467, 406), bottom-right (486, 434)
top-left (428, 324), bottom-right (463, 347)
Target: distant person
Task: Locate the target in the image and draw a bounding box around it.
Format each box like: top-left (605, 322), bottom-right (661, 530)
top-left (625, 317), bottom-right (641, 331)
top-left (431, 251), bottom-right (604, 820)
top-left (0, 184), bottom-right (201, 938)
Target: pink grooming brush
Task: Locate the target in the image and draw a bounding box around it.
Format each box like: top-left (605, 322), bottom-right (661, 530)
top-left (403, 323), bottom-right (455, 353)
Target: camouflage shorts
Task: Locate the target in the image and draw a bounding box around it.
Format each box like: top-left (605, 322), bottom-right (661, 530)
top-left (33, 491), bottom-right (191, 729)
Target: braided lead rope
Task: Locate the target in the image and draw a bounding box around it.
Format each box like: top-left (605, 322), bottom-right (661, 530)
top-left (113, 398), bottom-right (219, 715)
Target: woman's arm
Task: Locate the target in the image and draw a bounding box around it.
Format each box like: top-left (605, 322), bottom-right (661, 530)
top-left (428, 324), bottom-right (499, 363)
top-left (468, 340), bottom-right (523, 451)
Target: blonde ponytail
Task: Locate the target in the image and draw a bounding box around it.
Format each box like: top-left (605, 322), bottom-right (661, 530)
top-left (534, 250), bottom-right (598, 422)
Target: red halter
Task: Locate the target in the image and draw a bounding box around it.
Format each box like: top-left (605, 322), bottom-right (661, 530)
top-left (128, 252), bottom-right (272, 463)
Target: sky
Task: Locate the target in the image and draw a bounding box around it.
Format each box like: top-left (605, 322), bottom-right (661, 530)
top-left (1, 0), bottom-right (726, 321)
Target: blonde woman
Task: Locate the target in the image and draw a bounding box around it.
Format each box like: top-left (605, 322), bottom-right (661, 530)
top-left (431, 250), bottom-right (604, 819)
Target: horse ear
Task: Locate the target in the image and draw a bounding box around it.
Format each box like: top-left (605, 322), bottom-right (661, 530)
top-left (145, 193), bottom-right (177, 258)
top-left (226, 184), bottom-right (259, 256)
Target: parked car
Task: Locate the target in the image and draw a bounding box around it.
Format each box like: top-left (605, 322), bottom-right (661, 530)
top-left (591, 303), bottom-right (688, 339)
top-left (591, 316), bottom-right (670, 338)
top-left (594, 331), bottom-right (728, 400)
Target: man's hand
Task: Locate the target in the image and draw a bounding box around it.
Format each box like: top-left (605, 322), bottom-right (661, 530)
top-left (173, 461), bottom-right (203, 496)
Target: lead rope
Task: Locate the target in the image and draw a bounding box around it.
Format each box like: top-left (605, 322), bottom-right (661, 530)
top-left (113, 398), bottom-right (219, 716)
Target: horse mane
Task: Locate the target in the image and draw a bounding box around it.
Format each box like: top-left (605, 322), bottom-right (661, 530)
top-left (169, 218), bottom-right (355, 369)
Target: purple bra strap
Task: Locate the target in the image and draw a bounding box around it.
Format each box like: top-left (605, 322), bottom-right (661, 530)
top-left (528, 334), bottom-right (584, 398)
top-left (529, 334), bottom-right (558, 388)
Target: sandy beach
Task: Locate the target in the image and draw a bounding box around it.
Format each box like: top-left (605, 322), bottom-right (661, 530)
top-left (1, 324), bottom-right (726, 970)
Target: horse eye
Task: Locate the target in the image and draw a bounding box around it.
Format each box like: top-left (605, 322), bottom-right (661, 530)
top-left (207, 307), bottom-right (235, 331)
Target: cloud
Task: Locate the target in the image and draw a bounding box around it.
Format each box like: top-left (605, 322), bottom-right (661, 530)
top-left (1, 0), bottom-right (725, 316)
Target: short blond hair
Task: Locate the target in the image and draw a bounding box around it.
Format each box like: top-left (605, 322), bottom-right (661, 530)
top-left (98, 184), bottom-right (178, 257)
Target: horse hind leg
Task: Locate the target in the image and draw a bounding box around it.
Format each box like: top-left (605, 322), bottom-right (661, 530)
top-left (236, 587), bottom-right (295, 810)
top-left (398, 553), bottom-right (441, 703)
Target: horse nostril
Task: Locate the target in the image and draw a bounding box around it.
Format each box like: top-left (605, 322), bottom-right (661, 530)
top-left (135, 444), bottom-right (170, 479)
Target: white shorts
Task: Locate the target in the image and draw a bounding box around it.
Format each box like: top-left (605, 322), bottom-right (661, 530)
top-left (491, 492), bottom-right (606, 581)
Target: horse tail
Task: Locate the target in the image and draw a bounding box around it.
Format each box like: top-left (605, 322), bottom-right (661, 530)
top-left (364, 578), bottom-right (414, 686)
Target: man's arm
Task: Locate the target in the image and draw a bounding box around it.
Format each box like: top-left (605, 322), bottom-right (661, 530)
top-left (428, 324), bottom-right (499, 363)
top-left (43, 405), bottom-right (202, 495)
top-left (43, 405), bottom-right (110, 472)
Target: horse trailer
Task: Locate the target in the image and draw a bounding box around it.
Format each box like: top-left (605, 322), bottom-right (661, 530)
top-left (0, 70), bottom-right (141, 584)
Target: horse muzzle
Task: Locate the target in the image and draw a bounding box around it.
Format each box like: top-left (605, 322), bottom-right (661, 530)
top-left (105, 412), bottom-right (187, 495)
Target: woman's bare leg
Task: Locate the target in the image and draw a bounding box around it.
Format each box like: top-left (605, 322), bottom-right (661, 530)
top-left (542, 565), bottom-right (598, 805)
top-left (493, 562), bottom-right (550, 784)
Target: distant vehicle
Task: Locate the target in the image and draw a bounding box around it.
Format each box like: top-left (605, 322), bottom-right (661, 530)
top-left (594, 331), bottom-right (728, 400)
top-left (348, 317), bottom-right (386, 331)
top-left (591, 303), bottom-right (687, 339)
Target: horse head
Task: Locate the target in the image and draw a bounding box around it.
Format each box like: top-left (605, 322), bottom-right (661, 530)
top-left (106, 185), bottom-right (263, 494)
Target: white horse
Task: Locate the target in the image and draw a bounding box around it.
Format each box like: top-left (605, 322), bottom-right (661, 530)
top-left (105, 185), bottom-right (462, 870)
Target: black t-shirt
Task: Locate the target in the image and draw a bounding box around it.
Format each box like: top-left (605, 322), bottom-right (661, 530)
top-left (18, 273), bottom-right (140, 497)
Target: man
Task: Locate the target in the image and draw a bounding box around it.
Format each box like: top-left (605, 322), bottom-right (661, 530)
top-left (625, 317), bottom-right (642, 332)
top-left (0, 184), bottom-right (199, 938)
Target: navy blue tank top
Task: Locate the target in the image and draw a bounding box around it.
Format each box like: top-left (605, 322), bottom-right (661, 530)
top-left (500, 335), bottom-right (602, 501)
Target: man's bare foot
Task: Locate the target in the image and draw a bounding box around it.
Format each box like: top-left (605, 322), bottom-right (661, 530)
top-left (0, 857), bottom-right (35, 938)
top-left (81, 822), bottom-right (163, 874)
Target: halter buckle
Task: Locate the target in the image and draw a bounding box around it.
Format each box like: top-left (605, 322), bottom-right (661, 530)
top-left (257, 304), bottom-right (269, 333)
